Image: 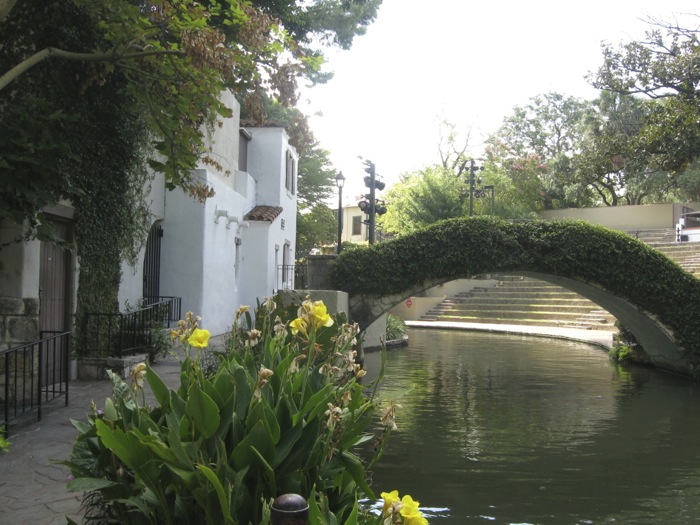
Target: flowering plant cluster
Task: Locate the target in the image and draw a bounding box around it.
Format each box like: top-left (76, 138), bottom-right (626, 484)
top-left (169, 310), bottom-right (211, 351)
top-left (65, 295), bottom-right (397, 525)
top-left (378, 490), bottom-right (429, 525)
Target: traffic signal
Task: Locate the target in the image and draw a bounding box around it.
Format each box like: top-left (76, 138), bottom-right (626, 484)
top-left (363, 175), bottom-right (385, 192)
top-left (359, 159), bottom-right (386, 244)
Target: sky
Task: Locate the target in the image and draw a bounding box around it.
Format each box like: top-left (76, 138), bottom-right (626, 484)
top-left (298, 0), bottom-right (700, 205)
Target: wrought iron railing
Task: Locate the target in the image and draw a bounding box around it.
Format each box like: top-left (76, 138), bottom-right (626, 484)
top-left (142, 296), bottom-right (182, 325)
top-left (277, 264), bottom-right (307, 291)
top-left (1, 331), bottom-right (70, 435)
top-left (81, 297), bottom-right (180, 358)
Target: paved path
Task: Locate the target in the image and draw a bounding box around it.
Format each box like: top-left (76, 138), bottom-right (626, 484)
top-left (0, 327), bottom-right (611, 524)
top-left (0, 351), bottom-right (185, 525)
top-left (406, 320), bottom-right (615, 350)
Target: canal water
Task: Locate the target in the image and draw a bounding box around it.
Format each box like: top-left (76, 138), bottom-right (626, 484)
top-left (362, 328), bottom-right (700, 524)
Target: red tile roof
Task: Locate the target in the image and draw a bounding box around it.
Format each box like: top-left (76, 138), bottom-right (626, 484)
top-left (244, 205), bottom-right (283, 222)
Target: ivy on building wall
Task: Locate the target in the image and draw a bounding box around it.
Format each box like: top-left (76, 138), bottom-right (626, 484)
top-left (69, 69), bottom-right (151, 357)
top-left (0, 1), bottom-right (151, 356)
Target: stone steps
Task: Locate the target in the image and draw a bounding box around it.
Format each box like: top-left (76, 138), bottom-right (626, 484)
top-left (652, 240), bottom-right (700, 276)
top-left (418, 229), bottom-right (700, 331)
top-left (421, 276), bottom-right (618, 331)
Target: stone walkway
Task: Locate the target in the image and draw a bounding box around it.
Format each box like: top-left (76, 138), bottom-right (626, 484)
top-left (0, 351), bottom-right (185, 525)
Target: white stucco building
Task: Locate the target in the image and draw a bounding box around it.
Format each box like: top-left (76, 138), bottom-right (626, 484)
top-left (118, 94), bottom-right (298, 336)
top-left (337, 204), bottom-right (369, 245)
top-left (0, 92), bottom-right (298, 352)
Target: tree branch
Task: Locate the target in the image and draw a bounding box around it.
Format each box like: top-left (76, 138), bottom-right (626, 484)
top-left (0, 46), bottom-right (184, 92)
top-left (0, 0), bottom-right (18, 23)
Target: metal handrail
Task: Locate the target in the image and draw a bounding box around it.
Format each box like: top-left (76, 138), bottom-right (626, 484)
top-left (81, 297), bottom-right (180, 358)
top-left (1, 331), bottom-right (70, 436)
top-left (277, 264), bottom-right (307, 291)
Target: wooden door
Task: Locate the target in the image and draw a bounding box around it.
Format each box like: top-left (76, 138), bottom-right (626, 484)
top-left (39, 222), bottom-right (72, 334)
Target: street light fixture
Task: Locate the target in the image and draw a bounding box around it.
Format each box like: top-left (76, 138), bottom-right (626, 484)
top-left (466, 159), bottom-right (484, 217)
top-left (335, 171), bottom-right (345, 254)
top-left (483, 185), bottom-right (495, 215)
top-left (459, 159), bottom-right (495, 216)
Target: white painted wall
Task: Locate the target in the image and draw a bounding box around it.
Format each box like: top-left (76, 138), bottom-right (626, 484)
top-left (340, 204), bottom-right (368, 244)
top-left (246, 127), bottom-right (286, 204)
top-left (242, 127), bottom-right (298, 303)
top-left (238, 222), bottom-right (272, 310)
top-left (202, 93), bottom-right (241, 191)
top-left (117, 102), bottom-right (298, 336)
top-left (159, 182), bottom-right (207, 328)
top-left (156, 168), bottom-right (261, 336)
top-left (537, 203), bottom-right (692, 231)
top-left (117, 170), bottom-right (168, 310)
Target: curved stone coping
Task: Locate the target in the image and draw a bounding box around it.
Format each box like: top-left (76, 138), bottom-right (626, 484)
top-left (405, 320), bottom-right (614, 351)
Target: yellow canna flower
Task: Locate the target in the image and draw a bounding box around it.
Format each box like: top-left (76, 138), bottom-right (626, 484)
top-left (187, 328), bottom-right (211, 348)
top-left (236, 305), bottom-right (249, 319)
top-left (404, 514), bottom-right (428, 525)
top-left (246, 329), bottom-right (262, 347)
top-left (131, 362), bottom-right (147, 390)
top-left (310, 301), bottom-right (334, 330)
top-left (400, 495), bottom-right (420, 519)
top-left (262, 297), bottom-right (276, 313)
top-left (290, 317), bottom-right (308, 336)
top-left (381, 490), bottom-right (401, 515)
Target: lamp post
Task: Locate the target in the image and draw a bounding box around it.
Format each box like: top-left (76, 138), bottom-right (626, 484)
top-left (467, 159), bottom-right (483, 217)
top-left (335, 171), bottom-right (345, 254)
top-left (484, 185), bottom-right (495, 215)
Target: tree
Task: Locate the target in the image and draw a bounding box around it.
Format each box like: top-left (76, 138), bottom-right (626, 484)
top-left (1, 0), bottom-right (242, 245)
top-left (485, 92), bottom-right (595, 210)
top-left (675, 161), bottom-right (700, 201)
top-left (296, 205), bottom-right (338, 258)
top-left (580, 91), bottom-right (680, 205)
top-left (591, 17), bottom-right (700, 172)
top-left (295, 144), bottom-right (340, 257)
top-left (378, 166), bottom-right (464, 236)
top-left (1, 0), bottom-right (382, 242)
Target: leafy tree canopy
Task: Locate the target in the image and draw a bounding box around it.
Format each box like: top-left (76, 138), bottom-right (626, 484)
top-left (576, 91), bottom-right (675, 205)
top-left (485, 92), bottom-right (595, 210)
top-left (0, 0), bottom-right (381, 242)
top-left (378, 165), bottom-right (464, 236)
top-left (591, 17), bottom-right (700, 172)
top-left (485, 89), bottom-right (684, 208)
top-left (296, 204), bottom-right (337, 258)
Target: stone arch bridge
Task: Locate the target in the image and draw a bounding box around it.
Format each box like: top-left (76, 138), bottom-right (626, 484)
top-left (327, 217), bottom-right (700, 379)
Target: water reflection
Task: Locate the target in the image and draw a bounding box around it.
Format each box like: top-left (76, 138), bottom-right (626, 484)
top-left (362, 329), bottom-right (700, 524)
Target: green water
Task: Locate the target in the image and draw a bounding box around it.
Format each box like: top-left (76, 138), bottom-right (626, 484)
top-left (362, 328), bottom-right (700, 524)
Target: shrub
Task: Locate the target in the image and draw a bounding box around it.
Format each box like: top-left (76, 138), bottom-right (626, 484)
top-left (386, 314), bottom-right (407, 342)
top-left (64, 297), bottom-right (392, 524)
top-left (610, 320), bottom-right (649, 364)
top-left (0, 428), bottom-right (9, 453)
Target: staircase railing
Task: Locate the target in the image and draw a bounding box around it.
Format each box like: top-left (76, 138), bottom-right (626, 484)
top-left (1, 331), bottom-right (70, 436)
top-left (81, 297), bottom-right (181, 358)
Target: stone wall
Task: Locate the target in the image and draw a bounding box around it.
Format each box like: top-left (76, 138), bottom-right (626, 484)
top-left (0, 296), bottom-right (40, 351)
top-left (306, 255), bottom-right (336, 290)
top-left (0, 297), bottom-right (40, 409)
